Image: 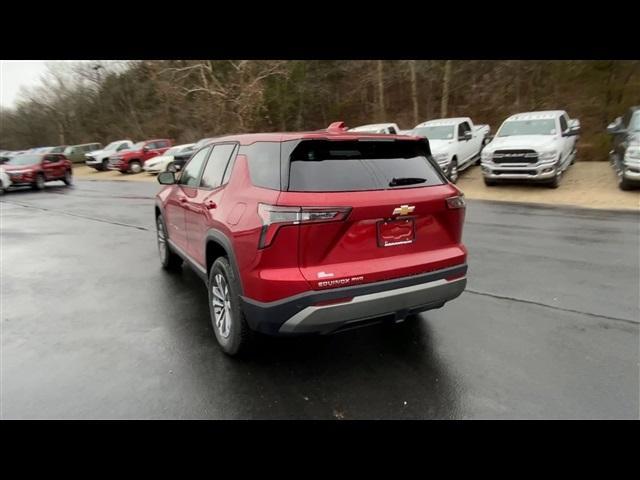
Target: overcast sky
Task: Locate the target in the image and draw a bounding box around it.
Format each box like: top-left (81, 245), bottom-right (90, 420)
top-left (0, 60), bottom-right (51, 108)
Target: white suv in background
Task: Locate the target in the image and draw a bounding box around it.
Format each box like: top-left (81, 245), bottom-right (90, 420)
top-left (85, 140), bottom-right (134, 171)
top-left (481, 111), bottom-right (580, 188)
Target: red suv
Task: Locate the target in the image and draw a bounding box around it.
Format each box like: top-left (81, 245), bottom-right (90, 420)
top-left (3, 152), bottom-right (73, 190)
top-left (108, 139), bottom-right (173, 173)
top-left (155, 123), bottom-right (467, 355)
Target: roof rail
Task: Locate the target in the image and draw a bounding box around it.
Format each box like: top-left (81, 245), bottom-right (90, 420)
top-left (326, 121), bottom-right (348, 132)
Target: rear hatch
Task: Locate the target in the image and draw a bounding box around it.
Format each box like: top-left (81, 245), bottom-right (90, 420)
top-left (275, 138), bottom-right (466, 290)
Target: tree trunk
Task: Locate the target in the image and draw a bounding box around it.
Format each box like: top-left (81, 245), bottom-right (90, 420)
top-left (441, 60), bottom-right (452, 117)
top-left (377, 60), bottom-right (386, 120)
top-left (515, 61), bottom-right (521, 110)
top-left (409, 60), bottom-right (419, 126)
top-left (58, 121), bottom-right (65, 145)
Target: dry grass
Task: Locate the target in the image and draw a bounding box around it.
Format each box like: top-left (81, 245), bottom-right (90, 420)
top-left (457, 161), bottom-right (639, 211)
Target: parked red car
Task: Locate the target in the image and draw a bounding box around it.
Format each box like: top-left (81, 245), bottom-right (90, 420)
top-left (155, 122), bottom-right (467, 355)
top-left (3, 153), bottom-right (73, 190)
top-left (108, 139), bottom-right (173, 173)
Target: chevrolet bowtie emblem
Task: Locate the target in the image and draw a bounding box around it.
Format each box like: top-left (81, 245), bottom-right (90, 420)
top-left (393, 205), bottom-right (415, 216)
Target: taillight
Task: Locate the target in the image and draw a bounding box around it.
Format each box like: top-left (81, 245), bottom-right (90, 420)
top-left (257, 203), bottom-right (351, 249)
top-left (445, 195), bottom-right (466, 209)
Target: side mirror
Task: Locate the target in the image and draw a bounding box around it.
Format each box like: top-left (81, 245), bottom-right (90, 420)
top-left (143, 146), bottom-right (150, 152)
top-left (607, 117), bottom-right (624, 135)
top-left (158, 172), bottom-right (176, 185)
top-left (460, 131), bottom-right (472, 141)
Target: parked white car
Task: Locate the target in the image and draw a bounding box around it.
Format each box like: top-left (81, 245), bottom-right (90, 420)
top-left (481, 110), bottom-right (579, 188)
top-left (0, 166), bottom-right (11, 194)
top-left (143, 143), bottom-right (195, 173)
top-left (85, 140), bottom-right (134, 171)
top-left (348, 123), bottom-right (401, 134)
top-left (411, 117), bottom-right (490, 183)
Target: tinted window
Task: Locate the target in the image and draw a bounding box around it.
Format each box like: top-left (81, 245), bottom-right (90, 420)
top-left (179, 147), bottom-right (210, 187)
top-left (117, 143), bottom-right (129, 151)
top-left (458, 122), bottom-right (470, 137)
top-left (200, 143), bottom-right (237, 189)
top-left (559, 116), bottom-right (568, 132)
top-left (146, 142), bottom-right (158, 150)
top-left (288, 140), bottom-right (444, 192)
top-left (156, 140), bottom-right (169, 149)
top-left (240, 142), bottom-right (281, 190)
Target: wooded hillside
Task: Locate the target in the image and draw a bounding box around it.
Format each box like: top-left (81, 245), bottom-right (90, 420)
top-left (1, 60), bottom-right (638, 160)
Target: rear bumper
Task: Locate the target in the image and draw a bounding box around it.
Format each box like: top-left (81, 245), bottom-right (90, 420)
top-left (240, 263), bottom-right (467, 335)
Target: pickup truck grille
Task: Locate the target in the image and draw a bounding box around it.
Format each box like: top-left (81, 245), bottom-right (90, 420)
top-left (492, 150), bottom-right (538, 164)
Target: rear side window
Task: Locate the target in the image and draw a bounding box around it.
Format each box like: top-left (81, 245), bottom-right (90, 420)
top-left (240, 142), bottom-right (281, 190)
top-left (287, 140), bottom-right (444, 192)
top-left (200, 143), bottom-right (237, 189)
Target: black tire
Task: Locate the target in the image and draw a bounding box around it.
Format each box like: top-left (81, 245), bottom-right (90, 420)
top-left (63, 169), bottom-right (73, 186)
top-left (129, 160), bottom-right (142, 174)
top-left (547, 170), bottom-right (562, 189)
top-left (156, 215), bottom-right (183, 271)
top-left (483, 177), bottom-right (497, 186)
top-left (448, 158), bottom-right (459, 183)
top-left (32, 173), bottom-right (45, 190)
top-left (208, 257), bottom-right (254, 356)
top-left (618, 173), bottom-right (634, 191)
top-left (101, 159), bottom-right (109, 171)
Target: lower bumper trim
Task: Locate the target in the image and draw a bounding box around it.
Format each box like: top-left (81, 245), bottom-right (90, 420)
top-left (240, 263), bottom-right (468, 335)
top-left (279, 277), bottom-right (466, 334)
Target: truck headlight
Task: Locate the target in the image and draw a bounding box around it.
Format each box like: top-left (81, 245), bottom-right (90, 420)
top-left (625, 146), bottom-right (640, 161)
top-left (481, 150), bottom-right (492, 160)
top-left (433, 153), bottom-right (449, 163)
top-left (538, 150), bottom-right (558, 162)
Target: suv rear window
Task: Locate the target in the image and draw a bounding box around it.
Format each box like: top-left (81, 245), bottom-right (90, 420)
top-left (287, 140), bottom-right (444, 192)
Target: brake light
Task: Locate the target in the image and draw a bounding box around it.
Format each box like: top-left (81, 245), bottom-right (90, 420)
top-left (446, 195), bottom-right (466, 209)
top-left (257, 203), bottom-right (351, 249)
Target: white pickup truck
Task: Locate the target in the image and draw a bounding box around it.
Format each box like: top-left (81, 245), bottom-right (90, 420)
top-left (480, 110), bottom-right (580, 188)
top-left (411, 117), bottom-right (490, 183)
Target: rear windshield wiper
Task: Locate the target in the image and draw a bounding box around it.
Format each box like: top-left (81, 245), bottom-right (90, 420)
top-left (389, 177), bottom-right (426, 187)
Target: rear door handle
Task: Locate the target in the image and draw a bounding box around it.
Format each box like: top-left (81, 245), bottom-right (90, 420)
top-left (179, 197), bottom-right (188, 204)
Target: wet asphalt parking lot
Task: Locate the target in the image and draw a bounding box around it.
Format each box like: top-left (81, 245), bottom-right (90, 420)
top-left (1, 179), bottom-right (638, 419)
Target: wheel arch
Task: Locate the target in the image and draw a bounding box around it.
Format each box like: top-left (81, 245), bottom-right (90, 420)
top-left (205, 229), bottom-right (244, 295)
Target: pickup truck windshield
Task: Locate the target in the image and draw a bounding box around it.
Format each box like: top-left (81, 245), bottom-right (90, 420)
top-left (104, 141), bottom-right (122, 151)
top-left (412, 126), bottom-right (455, 140)
top-left (7, 154), bottom-right (40, 166)
top-left (629, 113), bottom-right (640, 131)
top-left (498, 119), bottom-right (557, 137)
